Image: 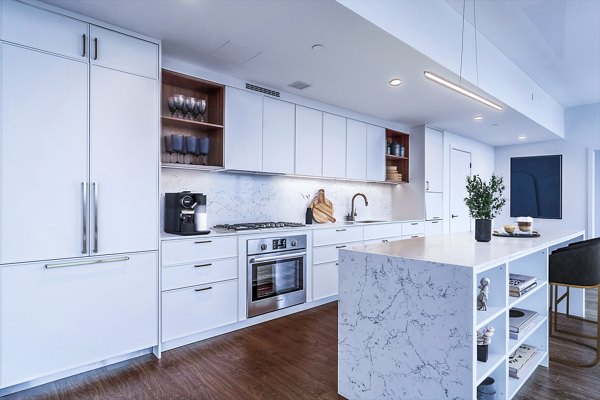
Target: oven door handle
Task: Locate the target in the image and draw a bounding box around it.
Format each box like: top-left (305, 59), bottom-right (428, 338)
top-left (249, 251), bottom-right (307, 264)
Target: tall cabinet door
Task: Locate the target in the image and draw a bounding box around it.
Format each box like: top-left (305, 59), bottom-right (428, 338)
top-left (295, 105), bottom-right (323, 177)
top-left (262, 97), bottom-right (295, 174)
top-left (425, 126), bottom-right (444, 192)
top-left (224, 87), bottom-right (263, 171)
top-left (0, 44), bottom-right (88, 264)
top-left (90, 66), bottom-right (158, 255)
top-left (366, 124), bottom-right (385, 181)
top-left (346, 119), bottom-right (367, 180)
top-left (322, 113), bottom-right (346, 178)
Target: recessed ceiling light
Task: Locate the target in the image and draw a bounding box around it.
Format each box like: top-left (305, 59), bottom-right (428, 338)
top-left (473, 115), bottom-right (483, 121)
top-left (311, 44), bottom-right (324, 51)
top-left (389, 79), bottom-right (402, 86)
top-left (518, 135), bottom-right (527, 141)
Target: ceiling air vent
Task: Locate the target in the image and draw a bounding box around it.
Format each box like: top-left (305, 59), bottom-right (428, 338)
top-left (245, 83), bottom-right (280, 98)
top-left (288, 81), bottom-right (311, 90)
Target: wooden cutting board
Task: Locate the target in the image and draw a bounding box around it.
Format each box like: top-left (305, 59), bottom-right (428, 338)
top-left (310, 189), bottom-right (336, 223)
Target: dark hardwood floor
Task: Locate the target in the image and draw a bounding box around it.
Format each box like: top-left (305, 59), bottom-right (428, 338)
top-left (4, 290), bottom-right (600, 400)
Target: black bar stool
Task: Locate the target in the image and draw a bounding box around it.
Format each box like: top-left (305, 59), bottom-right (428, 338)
top-left (549, 237), bottom-right (600, 367)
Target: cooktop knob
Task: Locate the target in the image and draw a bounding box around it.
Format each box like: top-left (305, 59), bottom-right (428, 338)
top-left (291, 240), bottom-right (297, 247)
top-left (260, 243), bottom-right (268, 251)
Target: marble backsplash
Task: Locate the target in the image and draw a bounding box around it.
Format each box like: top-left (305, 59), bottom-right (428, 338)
top-left (161, 169), bottom-right (394, 226)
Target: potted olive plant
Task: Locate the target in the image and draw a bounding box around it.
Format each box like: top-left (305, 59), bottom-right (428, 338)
top-left (464, 174), bottom-right (506, 242)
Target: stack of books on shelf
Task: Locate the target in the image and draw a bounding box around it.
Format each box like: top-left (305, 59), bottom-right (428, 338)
top-left (509, 344), bottom-right (537, 379)
top-left (509, 273), bottom-right (537, 297)
top-left (509, 308), bottom-right (538, 340)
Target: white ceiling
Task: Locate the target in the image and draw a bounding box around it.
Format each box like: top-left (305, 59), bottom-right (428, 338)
top-left (446, 0), bottom-right (600, 108)
top-left (40, 0), bottom-right (567, 146)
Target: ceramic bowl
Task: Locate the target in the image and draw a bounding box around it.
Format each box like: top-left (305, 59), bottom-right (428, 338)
top-left (503, 224), bottom-right (516, 234)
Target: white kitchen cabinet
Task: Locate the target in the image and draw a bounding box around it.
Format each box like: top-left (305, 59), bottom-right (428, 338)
top-left (90, 26), bottom-right (158, 79)
top-left (424, 126), bottom-right (443, 192)
top-left (313, 226), bottom-right (363, 247)
top-left (346, 119), bottom-right (367, 180)
top-left (0, 44), bottom-right (89, 264)
top-left (262, 97), bottom-right (295, 174)
top-left (313, 242), bottom-right (356, 265)
top-left (313, 261), bottom-right (338, 301)
top-left (322, 113), bottom-right (346, 178)
top-left (90, 66), bottom-right (158, 255)
top-left (1, 0), bottom-right (89, 60)
top-left (363, 223), bottom-right (403, 240)
top-left (366, 124), bottom-right (385, 182)
top-left (425, 192), bottom-right (443, 221)
top-left (0, 252), bottom-right (158, 388)
top-left (162, 236), bottom-right (238, 266)
top-left (162, 257), bottom-right (238, 292)
top-left (425, 220), bottom-right (443, 236)
top-left (295, 105), bottom-right (323, 177)
top-left (402, 221), bottom-right (425, 235)
top-left (224, 87), bottom-right (263, 172)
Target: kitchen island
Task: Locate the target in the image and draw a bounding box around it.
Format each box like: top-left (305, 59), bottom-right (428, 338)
top-left (338, 229), bottom-right (584, 400)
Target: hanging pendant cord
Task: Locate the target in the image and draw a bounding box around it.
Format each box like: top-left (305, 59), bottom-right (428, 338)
top-left (460, 0), bottom-right (466, 84)
top-left (474, 0), bottom-right (479, 87)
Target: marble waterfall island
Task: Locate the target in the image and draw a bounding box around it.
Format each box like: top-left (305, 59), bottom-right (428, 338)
top-left (338, 230), bottom-right (584, 400)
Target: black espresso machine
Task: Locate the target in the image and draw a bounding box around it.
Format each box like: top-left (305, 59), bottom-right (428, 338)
top-left (164, 192), bottom-right (210, 235)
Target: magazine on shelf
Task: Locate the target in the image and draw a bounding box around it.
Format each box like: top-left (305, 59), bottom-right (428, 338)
top-left (509, 282), bottom-right (538, 297)
top-left (509, 308), bottom-right (538, 333)
top-left (509, 344), bottom-right (537, 378)
top-left (509, 273), bottom-right (537, 291)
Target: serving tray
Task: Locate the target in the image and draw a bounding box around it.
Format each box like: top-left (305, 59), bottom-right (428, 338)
top-left (493, 231), bottom-right (540, 238)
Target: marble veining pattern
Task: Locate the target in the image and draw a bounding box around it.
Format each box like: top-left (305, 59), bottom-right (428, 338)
top-left (338, 250), bottom-right (473, 399)
top-left (162, 170), bottom-right (393, 226)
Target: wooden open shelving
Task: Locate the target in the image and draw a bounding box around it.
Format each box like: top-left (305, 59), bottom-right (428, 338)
top-left (385, 129), bottom-right (409, 183)
top-left (161, 69), bottom-right (225, 169)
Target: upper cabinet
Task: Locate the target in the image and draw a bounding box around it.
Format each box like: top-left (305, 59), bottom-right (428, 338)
top-left (322, 113), bottom-right (346, 179)
top-left (295, 106), bottom-right (323, 177)
top-left (263, 97), bottom-right (295, 174)
top-left (224, 87), bottom-right (263, 172)
top-left (424, 126), bottom-right (443, 192)
top-left (366, 124), bottom-right (385, 182)
top-left (346, 119), bottom-right (367, 180)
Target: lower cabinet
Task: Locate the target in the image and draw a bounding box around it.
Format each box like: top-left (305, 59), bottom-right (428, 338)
top-left (0, 252), bottom-right (158, 388)
top-left (161, 279), bottom-right (238, 342)
top-left (425, 220), bottom-right (444, 236)
top-left (312, 261), bottom-right (339, 301)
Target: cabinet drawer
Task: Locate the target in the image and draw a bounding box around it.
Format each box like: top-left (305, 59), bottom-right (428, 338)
top-left (363, 223), bottom-right (402, 240)
top-left (313, 242), bottom-right (355, 265)
top-left (425, 192), bottom-right (443, 221)
top-left (90, 26), bottom-right (158, 79)
top-left (402, 221), bottom-right (425, 235)
top-left (162, 257), bottom-right (238, 291)
top-left (312, 261), bottom-right (338, 301)
top-left (162, 279), bottom-right (238, 342)
top-left (425, 220), bottom-right (444, 236)
top-left (162, 236), bottom-right (237, 266)
top-left (313, 226), bottom-right (363, 247)
top-left (1, 0), bottom-right (89, 60)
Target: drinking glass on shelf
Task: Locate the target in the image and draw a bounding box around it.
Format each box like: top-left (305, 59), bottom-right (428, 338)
top-left (199, 137), bottom-right (210, 165)
top-left (185, 136), bottom-right (198, 165)
top-left (167, 96), bottom-right (177, 117)
top-left (184, 97), bottom-right (197, 120)
top-left (195, 99), bottom-right (207, 122)
top-left (163, 135), bottom-right (175, 163)
top-left (171, 134), bottom-right (185, 163)
top-left (173, 95), bottom-right (185, 118)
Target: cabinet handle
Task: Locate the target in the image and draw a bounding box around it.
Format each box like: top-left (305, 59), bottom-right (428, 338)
top-left (93, 37), bottom-right (98, 60)
top-left (46, 256), bottom-right (129, 269)
top-left (93, 182), bottom-right (98, 253)
top-left (452, 214), bottom-right (459, 218)
top-left (411, 235), bottom-right (419, 238)
top-left (432, 221), bottom-right (439, 224)
top-left (336, 229), bottom-right (346, 232)
top-left (336, 245), bottom-right (346, 249)
top-left (382, 239), bottom-right (389, 243)
top-left (194, 286), bottom-right (213, 292)
top-left (82, 34), bottom-right (87, 57)
top-left (432, 217), bottom-right (440, 220)
top-left (82, 182), bottom-right (88, 254)
top-left (426, 181), bottom-right (429, 191)
top-left (411, 223), bottom-right (418, 225)
top-left (335, 262), bottom-right (339, 266)
top-left (194, 263), bottom-right (212, 268)
top-left (194, 240), bottom-right (212, 244)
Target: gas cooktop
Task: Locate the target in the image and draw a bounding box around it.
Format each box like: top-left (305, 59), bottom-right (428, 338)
top-left (213, 222), bottom-right (305, 231)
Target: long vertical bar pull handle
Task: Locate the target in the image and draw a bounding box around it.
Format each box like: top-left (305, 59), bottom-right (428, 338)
top-left (93, 37), bottom-right (98, 60)
top-left (82, 182), bottom-right (88, 254)
top-left (82, 34), bottom-right (87, 57)
top-left (93, 182), bottom-right (98, 253)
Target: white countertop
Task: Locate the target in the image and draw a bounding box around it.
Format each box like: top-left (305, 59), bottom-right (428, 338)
top-left (160, 219), bottom-right (423, 241)
top-left (346, 229), bottom-right (585, 270)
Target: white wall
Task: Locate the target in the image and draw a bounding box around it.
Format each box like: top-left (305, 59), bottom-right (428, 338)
top-left (442, 131), bottom-right (495, 233)
top-left (596, 151), bottom-right (600, 237)
top-left (494, 103), bottom-right (600, 235)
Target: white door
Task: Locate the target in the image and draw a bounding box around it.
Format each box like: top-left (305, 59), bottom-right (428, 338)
top-left (224, 87), bottom-right (263, 171)
top-left (366, 124), bottom-right (385, 182)
top-left (90, 66), bottom-right (158, 255)
top-left (346, 119), bottom-right (367, 180)
top-left (262, 97), bottom-right (295, 174)
top-left (1, 252), bottom-right (158, 387)
top-left (0, 44), bottom-right (89, 264)
top-left (322, 113), bottom-right (346, 178)
top-left (449, 148), bottom-right (472, 233)
top-left (295, 105), bottom-right (323, 177)
top-left (425, 127), bottom-right (444, 192)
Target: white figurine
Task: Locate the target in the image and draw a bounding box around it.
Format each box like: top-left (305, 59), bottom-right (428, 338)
top-left (477, 326), bottom-right (495, 345)
top-left (477, 277), bottom-right (491, 311)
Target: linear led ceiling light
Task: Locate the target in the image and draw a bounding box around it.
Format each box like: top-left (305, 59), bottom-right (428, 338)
top-left (424, 71), bottom-right (503, 111)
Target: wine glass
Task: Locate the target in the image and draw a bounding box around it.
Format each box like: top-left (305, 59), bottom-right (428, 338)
top-left (167, 96), bottom-right (176, 117)
top-left (173, 95), bottom-right (185, 118)
top-left (184, 97), bottom-right (197, 120)
top-left (199, 137), bottom-right (210, 165)
top-left (163, 135), bottom-right (174, 163)
top-left (195, 99), bottom-right (207, 122)
top-left (171, 134), bottom-right (185, 163)
top-left (185, 136), bottom-right (198, 165)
